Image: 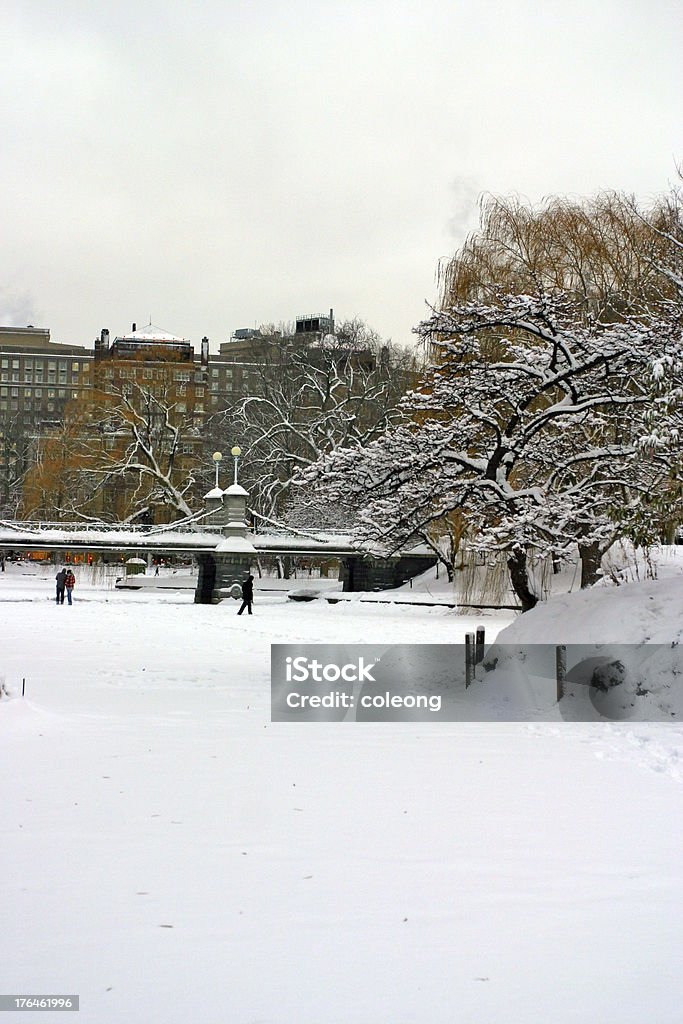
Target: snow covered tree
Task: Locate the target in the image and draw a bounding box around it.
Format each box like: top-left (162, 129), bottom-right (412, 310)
top-left (21, 383), bottom-right (202, 523)
top-left (635, 186), bottom-right (683, 539)
top-left (212, 319), bottom-right (419, 527)
top-left (0, 412), bottom-right (31, 517)
top-left (305, 293), bottom-right (674, 610)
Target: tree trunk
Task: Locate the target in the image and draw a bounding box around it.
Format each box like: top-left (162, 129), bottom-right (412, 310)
top-left (507, 547), bottom-right (538, 612)
top-left (434, 553), bottom-right (454, 582)
top-left (579, 541), bottom-right (603, 588)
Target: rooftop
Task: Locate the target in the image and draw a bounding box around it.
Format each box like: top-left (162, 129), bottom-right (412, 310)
top-left (116, 322), bottom-right (188, 343)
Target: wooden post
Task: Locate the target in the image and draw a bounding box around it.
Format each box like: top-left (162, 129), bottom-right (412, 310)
top-left (556, 646), bottom-right (566, 702)
top-left (465, 633), bottom-right (475, 689)
top-left (475, 625), bottom-right (485, 665)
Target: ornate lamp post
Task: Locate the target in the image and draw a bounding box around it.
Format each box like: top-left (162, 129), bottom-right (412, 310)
top-left (231, 445), bottom-right (241, 486)
top-left (212, 450), bottom-right (223, 488)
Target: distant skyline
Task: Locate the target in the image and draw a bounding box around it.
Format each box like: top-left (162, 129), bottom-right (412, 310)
top-left (1, 0), bottom-right (680, 350)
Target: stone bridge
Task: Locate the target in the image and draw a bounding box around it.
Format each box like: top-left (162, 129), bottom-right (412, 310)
top-left (0, 485), bottom-right (435, 603)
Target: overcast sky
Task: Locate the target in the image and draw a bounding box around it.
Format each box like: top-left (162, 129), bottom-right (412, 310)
top-left (1, 0), bottom-right (680, 351)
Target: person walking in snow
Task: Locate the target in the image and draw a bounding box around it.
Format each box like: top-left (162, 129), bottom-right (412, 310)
top-left (55, 567), bottom-right (67, 605)
top-left (64, 568), bottom-right (76, 606)
top-left (237, 574), bottom-right (254, 616)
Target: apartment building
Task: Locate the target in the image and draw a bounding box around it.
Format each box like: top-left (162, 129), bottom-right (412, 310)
top-left (0, 326), bottom-right (92, 427)
top-left (0, 327), bottom-right (93, 510)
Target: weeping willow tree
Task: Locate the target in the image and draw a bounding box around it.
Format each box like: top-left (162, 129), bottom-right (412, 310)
top-left (438, 191), bottom-right (679, 325)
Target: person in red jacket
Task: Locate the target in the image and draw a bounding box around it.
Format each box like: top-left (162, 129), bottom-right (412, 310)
top-left (64, 569), bottom-right (76, 605)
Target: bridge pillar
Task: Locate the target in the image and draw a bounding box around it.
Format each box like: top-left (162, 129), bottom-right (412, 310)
top-left (202, 486), bottom-right (228, 529)
top-left (195, 482), bottom-right (256, 603)
top-left (194, 553), bottom-right (217, 604)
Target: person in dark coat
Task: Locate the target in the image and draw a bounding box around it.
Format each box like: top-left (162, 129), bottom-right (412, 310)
top-left (64, 568), bottom-right (76, 605)
top-left (237, 574), bottom-right (254, 615)
top-left (55, 568), bottom-right (67, 605)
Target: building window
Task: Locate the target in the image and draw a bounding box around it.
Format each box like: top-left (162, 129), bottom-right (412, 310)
top-left (72, 362), bottom-right (80, 372)
top-left (58, 389), bottom-right (66, 398)
top-left (12, 359), bottom-right (19, 368)
top-left (10, 387), bottom-right (18, 397)
top-left (195, 386), bottom-right (205, 397)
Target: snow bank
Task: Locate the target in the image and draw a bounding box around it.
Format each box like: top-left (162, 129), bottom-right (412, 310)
top-left (483, 559), bottom-right (683, 721)
top-left (495, 573), bottom-right (683, 646)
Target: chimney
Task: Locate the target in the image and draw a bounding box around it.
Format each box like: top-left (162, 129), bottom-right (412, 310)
top-left (329, 308), bottom-right (334, 332)
top-left (132, 322), bottom-right (136, 332)
top-left (201, 336), bottom-right (209, 367)
top-left (95, 327), bottom-right (110, 361)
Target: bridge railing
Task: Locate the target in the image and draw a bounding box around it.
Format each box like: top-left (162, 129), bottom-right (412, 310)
top-left (10, 521), bottom-right (157, 534)
top-left (4, 518), bottom-right (353, 537)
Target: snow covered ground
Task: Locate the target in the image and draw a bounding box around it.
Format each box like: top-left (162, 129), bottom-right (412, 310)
top-left (1, 564), bottom-right (682, 1022)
